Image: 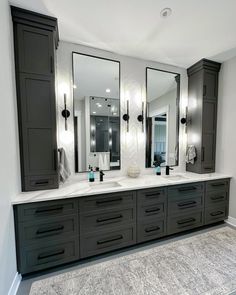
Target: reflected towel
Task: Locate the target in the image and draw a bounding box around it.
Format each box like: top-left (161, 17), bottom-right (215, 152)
top-left (58, 148), bottom-right (71, 183)
top-left (186, 145), bottom-right (197, 164)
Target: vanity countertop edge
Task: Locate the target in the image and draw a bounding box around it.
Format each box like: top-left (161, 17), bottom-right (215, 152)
top-left (11, 172), bottom-right (232, 205)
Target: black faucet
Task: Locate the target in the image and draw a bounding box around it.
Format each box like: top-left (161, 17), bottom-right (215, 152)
top-left (165, 165), bottom-right (174, 175)
top-left (100, 170), bottom-right (105, 182)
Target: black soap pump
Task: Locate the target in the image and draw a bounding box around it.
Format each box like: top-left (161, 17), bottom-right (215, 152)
top-left (88, 167), bottom-right (95, 182)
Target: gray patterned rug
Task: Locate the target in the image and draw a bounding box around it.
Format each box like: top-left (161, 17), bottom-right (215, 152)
top-left (30, 227), bottom-right (236, 295)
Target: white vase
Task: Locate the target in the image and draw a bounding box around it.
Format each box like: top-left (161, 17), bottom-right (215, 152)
top-left (127, 165), bottom-right (141, 178)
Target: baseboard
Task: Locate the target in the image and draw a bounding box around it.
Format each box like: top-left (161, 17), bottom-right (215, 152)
top-left (226, 216), bottom-right (236, 227)
top-left (8, 272), bottom-right (21, 295)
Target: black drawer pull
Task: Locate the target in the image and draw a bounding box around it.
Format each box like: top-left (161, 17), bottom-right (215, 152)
top-left (96, 214), bottom-right (123, 223)
top-left (34, 180), bottom-right (49, 186)
top-left (145, 192), bottom-right (162, 199)
top-left (177, 217), bottom-right (196, 225)
top-left (97, 235), bottom-right (123, 245)
top-left (145, 226), bottom-right (160, 233)
top-left (211, 183), bottom-right (225, 187)
top-left (210, 211), bottom-right (224, 217)
top-left (96, 198), bottom-right (122, 205)
top-left (178, 186), bottom-right (197, 192)
top-left (178, 201), bottom-right (197, 208)
top-left (145, 207), bottom-right (161, 213)
top-left (38, 249), bottom-right (65, 260)
top-left (35, 206), bottom-right (63, 214)
top-left (211, 195), bottom-right (225, 201)
top-left (36, 225), bottom-right (64, 235)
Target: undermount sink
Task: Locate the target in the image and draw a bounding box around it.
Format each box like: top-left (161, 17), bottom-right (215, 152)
top-left (89, 181), bottom-right (122, 190)
top-left (163, 175), bottom-right (188, 181)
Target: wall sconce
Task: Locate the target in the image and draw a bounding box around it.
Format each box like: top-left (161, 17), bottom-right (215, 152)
top-left (137, 102), bottom-right (144, 132)
top-left (180, 107), bottom-right (191, 132)
top-left (61, 93), bottom-right (70, 130)
top-left (122, 100), bottom-right (130, 132)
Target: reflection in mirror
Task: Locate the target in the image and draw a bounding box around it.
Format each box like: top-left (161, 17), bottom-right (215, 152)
top-left (146, 68), bottom-right (180, 168)
top-left (73, 53), bottom-right (120, 173)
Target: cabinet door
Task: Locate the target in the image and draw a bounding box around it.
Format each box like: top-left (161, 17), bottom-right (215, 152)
top-left (16, 24), bottom-right (54, 75)
top-left (203, 70), bottom-right (218, 100)
top-left (202, 133), bottom-right (215, 172)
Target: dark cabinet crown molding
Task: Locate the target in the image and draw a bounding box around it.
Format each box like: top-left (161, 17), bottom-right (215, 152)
top-left (187, 59), bottom-right (221, 76)
top-left (11, 6), bottom-right (59, 48)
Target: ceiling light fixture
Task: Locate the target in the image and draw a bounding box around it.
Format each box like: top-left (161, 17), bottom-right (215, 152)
top-left (160, 8), bottom-right (172, 18)
top-left (73, 84), bottom-right (77, 89)
top-left (106, 88), bottom-right (111, 93)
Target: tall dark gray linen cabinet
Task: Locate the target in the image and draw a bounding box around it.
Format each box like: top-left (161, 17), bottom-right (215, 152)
top-left (186, 59), bottom-right (221, 174)
top-left (11, 7), bottom-right (59, 191)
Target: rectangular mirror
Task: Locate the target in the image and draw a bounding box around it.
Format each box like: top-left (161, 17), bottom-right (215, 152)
top-left (73, 53), bottom-right (120, 173)
top-left (146, 67), bottom-right (180, 168)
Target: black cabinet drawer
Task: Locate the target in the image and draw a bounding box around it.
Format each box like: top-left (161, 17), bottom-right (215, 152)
top-left (206, 179), bottom-right (229, 193)
top-left (80, 208), bottom-right (135, 234)
top-left (20, 238), bottom-right (79, 274)
top-left (25, 175), bottom-right (58, 191)
top-left (205, 191), bottom-right (228, 207)
top-left (138, 203), bottom-right (166, 220)
top-left (205, 205), bottom-right (228, 225)
top-left (18, 215), bottom-right (78, 245)
top-left (80, 225), bottom-right (136, 258)
top-left (168, 195), bottom-right (203, 216)
top-left (137, 188), bottom-right (166, 204)
top-left (167, 211), bottom-right (203, 235)
top-left (79, 191), bottom-right (135, 212)
top-left (137, 220), bottom-right (165, 243)
top-left (15, 199), bottom-right (78, 222)
top-left (168, 183), bottom-right (204, 197)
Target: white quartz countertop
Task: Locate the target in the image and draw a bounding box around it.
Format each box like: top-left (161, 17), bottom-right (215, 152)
top-left (12, 172), bottom-right (231, 205)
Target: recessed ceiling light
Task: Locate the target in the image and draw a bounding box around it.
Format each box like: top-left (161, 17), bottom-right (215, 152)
top-left (97, 104), bottom-right (102, 108)
top-left (160, 8), bottom-right (172, 18)
top-left (92, 111), bottom-right (96, 114)
top-left (73, 84), bottom-right (77, 89)
top-left (106, 88), bottom-right (111, 93)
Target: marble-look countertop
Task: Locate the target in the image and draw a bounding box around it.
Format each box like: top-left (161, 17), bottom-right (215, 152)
top-left (12, 172), bottom-right (231, 205)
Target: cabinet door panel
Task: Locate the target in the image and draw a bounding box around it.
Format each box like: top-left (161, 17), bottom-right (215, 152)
top-left (25, 128), bottom-right (56, 174)
top-left (20, 74), bottom-right (55, 127)
top-left (17, 24), bottom-right (54, 75)
top-left (202, 101), bottom-right (217, 133)
top-left (203, 70), bottom-right (218, 100)
top-left (202, 133), bottom-right (215, 171)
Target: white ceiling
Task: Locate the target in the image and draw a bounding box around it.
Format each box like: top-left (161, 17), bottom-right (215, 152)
top-left (147, 69), bottom-right (177, 101)
top-left (9, 0), bottom-right (236, 67)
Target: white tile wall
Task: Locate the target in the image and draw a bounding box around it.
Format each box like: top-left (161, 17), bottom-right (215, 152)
top-left (57, 41), bottom-right (188, 179)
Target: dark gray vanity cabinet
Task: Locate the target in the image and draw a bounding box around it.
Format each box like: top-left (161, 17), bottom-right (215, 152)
top-left (187, 59), bottom-right (221, 174)
top-left (13, 179), bottom-right (230, 275)
top-left (79, 191), bottom-right (136, 258)
top-left (204, 179), bottom-right (230, 224)
top-left (137, 187), bottom-right (167, 243)
top-left (14, 199), bottom-right (79, 274)
top-left (11, 7), bottom-right (59, 191)
top-left (167, 183), bottom-right (204, 234)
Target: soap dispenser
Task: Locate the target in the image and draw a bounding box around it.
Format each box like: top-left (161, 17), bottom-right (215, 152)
top-left (153, 161), bottom-right (161, 176)
top-left (88, 167), bottom-right (95, 182)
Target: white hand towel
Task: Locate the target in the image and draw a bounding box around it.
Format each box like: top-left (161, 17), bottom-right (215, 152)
top-left (58, 148), bottom-right (71, 183)
top-left (186, 145), bottom-right (197, 164)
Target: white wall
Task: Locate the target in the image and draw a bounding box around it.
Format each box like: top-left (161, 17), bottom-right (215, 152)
top-left (57, 41), bottom-right (188, 177)
top-left (216, 56), bottom-right (236, 219)
top-left (0, 1), bottom-right (21, 294)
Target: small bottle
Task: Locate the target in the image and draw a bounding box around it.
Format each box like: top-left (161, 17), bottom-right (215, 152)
top-left (155, 165), bottom-right (161, 176)
top-left (89, 168), bottom-right (95, 182)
